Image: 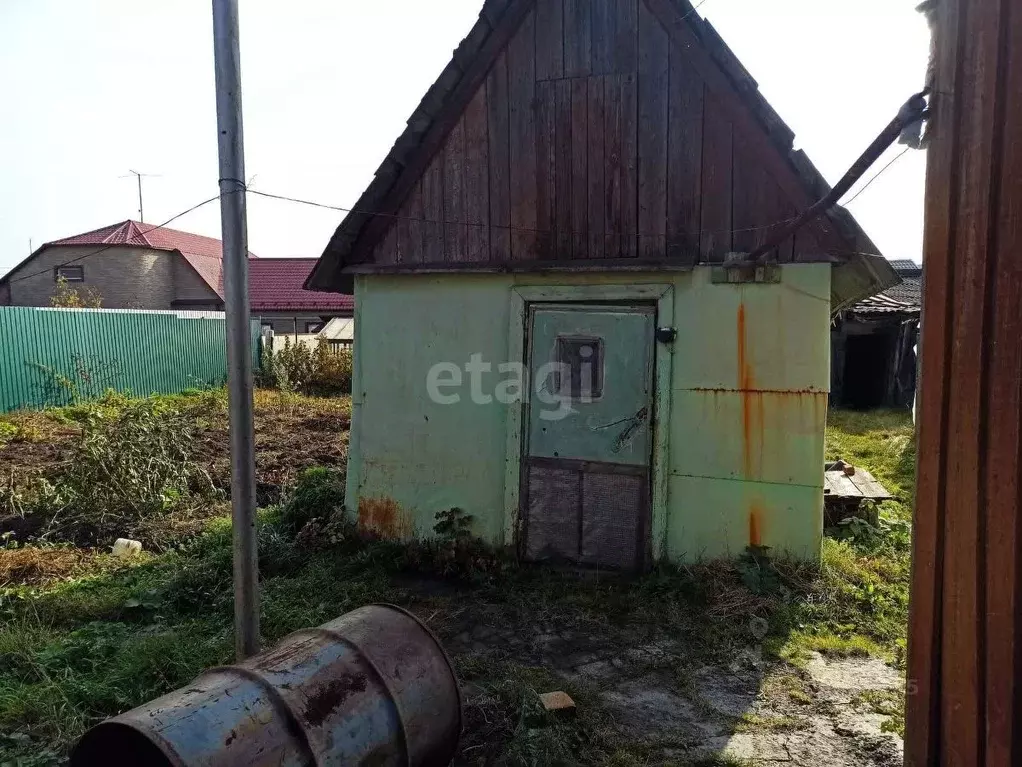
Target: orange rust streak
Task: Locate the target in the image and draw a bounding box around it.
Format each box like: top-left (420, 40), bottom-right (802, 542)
top-left (358, 497), bottom-right (412, 539)
top-left (749, 499), bottom-right (765, 548)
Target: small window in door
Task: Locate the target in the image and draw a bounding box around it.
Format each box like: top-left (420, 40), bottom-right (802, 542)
top-left (555, 336), bottom-right (604, 400)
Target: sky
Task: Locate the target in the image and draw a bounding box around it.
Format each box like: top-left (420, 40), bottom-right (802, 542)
top-left (0, 0), bottom-right (932, 277)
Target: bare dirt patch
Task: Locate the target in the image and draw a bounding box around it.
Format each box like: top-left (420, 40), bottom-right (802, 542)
top-left (434, 600), bottom-right (904, 766)
top-left (0, 393), bottom-right (350, 541)
top-left (192, 404), bottom-right (349, 504)
top-left (0, 416), bottom-right (77, 487)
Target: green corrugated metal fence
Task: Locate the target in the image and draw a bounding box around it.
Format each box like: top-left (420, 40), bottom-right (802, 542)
top-left (0, 307), bottom-right (260, 412)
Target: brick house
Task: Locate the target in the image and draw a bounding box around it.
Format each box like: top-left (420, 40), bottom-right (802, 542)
top-left (0, 220), bottom-right (353, 333)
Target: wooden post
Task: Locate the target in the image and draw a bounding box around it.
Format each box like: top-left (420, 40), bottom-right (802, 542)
top-left (905, 0), bottom-right (1022, 764)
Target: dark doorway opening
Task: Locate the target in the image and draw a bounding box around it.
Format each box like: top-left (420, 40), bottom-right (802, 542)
top-left (843, 333), bottom-right (893, 409)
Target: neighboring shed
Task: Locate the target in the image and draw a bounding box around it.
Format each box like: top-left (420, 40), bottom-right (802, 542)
top-left (319, 317), bottom-right (355, 347)
top-left (308, 0), bottom-right (898, 567)
top-left (831, 259), bottom-right (921, 409)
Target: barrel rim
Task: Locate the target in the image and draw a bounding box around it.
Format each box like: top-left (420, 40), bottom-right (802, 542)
top-left (71, 718), bottom-right (186, 767)
top-left (372, 603), bottom-right (464, 740)
top-left (269, 603), bottom-right (463, 765)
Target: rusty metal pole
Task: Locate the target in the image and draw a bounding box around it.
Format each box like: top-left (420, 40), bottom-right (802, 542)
top-left (905, 0), bottom-right (1022, 764)
top-left (211, 0), bottom-right (259, 660)
top-left (748, 92), bottom-right (928, 264)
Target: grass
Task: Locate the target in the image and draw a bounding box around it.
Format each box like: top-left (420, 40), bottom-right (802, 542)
top-left (826, 409), bottom-right (916, 506)
top-left (0, 402), bottom-right (916, 764)
top-left (854, 689), bottom-right (906, 736)
top-left (734, 713), bottom-right (807, 733)
top-left (768, 409), bottom-right (915, 667)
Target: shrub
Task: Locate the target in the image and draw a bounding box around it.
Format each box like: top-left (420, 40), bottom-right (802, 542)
top-left (34, 399), bottom-right (219, 547)
top-left (281, 467), bottom-right (346, 533)
top-left (260, 339), bottom-right (352, 397)
top-left (309, 343), bottom-right (353, 396)
top-left (0, 422), bottom-right (17, 447)
top-left (50, 276), bottom-right (103, 309)
top-left (57, 389), bottom-right (133, 423)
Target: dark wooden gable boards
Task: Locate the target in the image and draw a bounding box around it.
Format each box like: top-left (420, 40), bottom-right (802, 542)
top-left (362, 0), bottom-right (844, 271)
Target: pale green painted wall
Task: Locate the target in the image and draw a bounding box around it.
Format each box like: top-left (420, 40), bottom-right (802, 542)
top-left (347, 274), bottom-right (513, 544)
top-left (347, 265), bottom-right (831, 562)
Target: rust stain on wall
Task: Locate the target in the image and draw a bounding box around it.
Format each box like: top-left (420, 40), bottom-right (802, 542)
top-left (358, 497), bottom-right (413, 539)
top-left (737, 303), bottom-right (764, 479)
top-left (748, 498), bottom-right (766, 548)
top-left (737, 303), bottom-right (751, 390)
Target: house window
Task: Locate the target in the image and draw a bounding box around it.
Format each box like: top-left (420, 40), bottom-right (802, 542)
top-left (305, 321), bottom-right (324, 334)
top-left (55, 266), bottom-right (84, 282)
top-left (555, 336), bottom-right (604, 400)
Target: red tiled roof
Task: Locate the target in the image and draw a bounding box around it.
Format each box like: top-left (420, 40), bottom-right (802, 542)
top-left (42, 221), bottom-right (351, 313)
top-left (248, 259), bottom-right (354, 312)
top-left (48, 220), bottom-right (249, 298)
top-left (50, 220), bottom-right (234, 259)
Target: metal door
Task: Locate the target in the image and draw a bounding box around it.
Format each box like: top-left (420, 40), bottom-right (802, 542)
top-left (522, 304), bottom-right (655, 570)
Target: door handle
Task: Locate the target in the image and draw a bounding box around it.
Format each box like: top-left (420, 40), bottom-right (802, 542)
top-left (612, 406), bottom-right (649, 453)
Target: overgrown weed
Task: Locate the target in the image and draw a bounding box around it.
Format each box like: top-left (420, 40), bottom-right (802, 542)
top-left (29, 398), bottom-right (222, 548)
top-left (0, 407), bottom-right (916, 764)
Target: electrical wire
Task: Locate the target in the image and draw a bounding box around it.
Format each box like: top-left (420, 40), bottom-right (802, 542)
top-left (247, 188), bottom-right (888, 260)
top-left (246, 188), bottom-right (802, 239)
top-left (7, 162), bottom-right (897, 287)
top-left (680, 0), bottom-right (712, 22)
top-left (9, 187), bottom-right (802, 287)
top-left (841, 146), bottom-right (912, 208)
top-left (5, 194), bottom-right (224, 286)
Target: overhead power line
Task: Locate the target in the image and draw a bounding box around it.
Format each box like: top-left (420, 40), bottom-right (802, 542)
top-left (6, 165), bottom-right (904, 289)
top-left (5, 194), bottom-right (223, 286)
top-left (247, 188), bottom-right (805, 239)
top-left (246, 188), bottom-right (889, 260)
top-left (841, 146), bottom-right (913, 208)
top-left (681, 0), bottom-right (712, 23)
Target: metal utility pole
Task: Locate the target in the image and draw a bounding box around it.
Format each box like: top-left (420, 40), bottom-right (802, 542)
top-left (211, 0), bottom-right (259, 660)
top-left (120, 170), bottom-right (159, 222)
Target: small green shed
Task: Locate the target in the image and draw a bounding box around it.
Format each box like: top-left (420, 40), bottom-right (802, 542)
top-left (307, 0), bottom-right (897, 567)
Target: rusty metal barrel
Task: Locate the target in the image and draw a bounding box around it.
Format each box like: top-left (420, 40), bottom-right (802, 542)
top-left (70, 604), bottom-right (462, 767)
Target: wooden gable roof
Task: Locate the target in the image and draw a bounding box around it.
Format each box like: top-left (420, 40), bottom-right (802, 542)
top-left (308, 0), bottom-right (898, 310)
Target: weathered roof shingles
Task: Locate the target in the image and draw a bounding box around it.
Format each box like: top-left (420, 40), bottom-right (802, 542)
top-left (851, 260), bottom-right (922, 315)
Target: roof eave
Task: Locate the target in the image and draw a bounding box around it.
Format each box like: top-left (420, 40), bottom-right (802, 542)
top-left (831, 253), bottom-right (902, 315)
top-left (174, 249), bottom-right (226, 299)
top-left (0, 243), bottom-right (53, 286)
top-left (0, 237), bottom-right (154, 287)
top-left (305, 0), bottom-right (525, 293)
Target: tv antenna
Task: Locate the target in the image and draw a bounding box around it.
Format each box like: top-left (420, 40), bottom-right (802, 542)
top-left (119, 170), bottom-right (161, 222)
